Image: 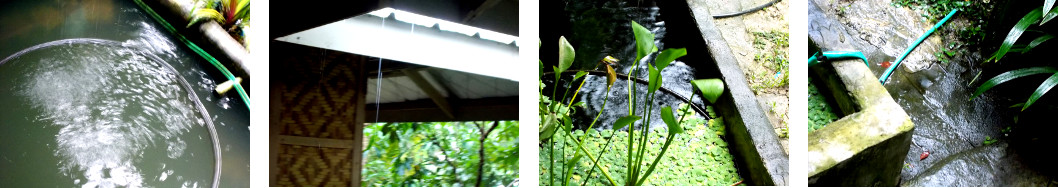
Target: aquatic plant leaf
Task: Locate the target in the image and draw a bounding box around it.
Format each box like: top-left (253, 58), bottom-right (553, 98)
top-left (990, 8), bottom-right (1043, 63)
top-left (631, 21), bottom-right (656, 63)
top-left (1022, 34), bottom-right (1055, 53)
top-left (1023, 72), bottom-right (1058, 111)
top-left (692, 79), bottom-right (726, 104)
top-left (563, 154), bottom-right (584, 185)
top-left (613, 115), bottom-right (641, 130)
top-left (606, 64), bottom-right (617, 88)
top-left (648, 64), bottom-right (662, 94)
top-left (540, 113), bottom-right (559, 140)
top-left (972, 67), bottom-right (1058, 100)
top-left (574, 71), bottom-right (588, 81)
top-left (655, 48), bottom-right (687, 70)
top-left (558, 36), bottom-right (575, 74)
top-left (660, 106), bottom-right (683, 135)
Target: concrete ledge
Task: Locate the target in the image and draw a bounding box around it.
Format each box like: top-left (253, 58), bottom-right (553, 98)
top-left (807, 59), bottom-right (914, 186)
top-left (661, 0), bottom-right (789, 185)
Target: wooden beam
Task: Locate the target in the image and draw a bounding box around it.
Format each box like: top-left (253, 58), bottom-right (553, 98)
top-left (401, 69), bottom-right (456, 119)
top-left (351, 56), bottom-right (368, 187)
top-left (367, 97), bottom-right (518, 122)
top-left (277, 135), bottom-right (356, 149)
top-left (269, 84), bottom-right (282, 186)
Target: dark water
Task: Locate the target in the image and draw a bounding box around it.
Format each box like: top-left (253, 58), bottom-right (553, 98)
top-left (0, 0), bottom-right (249, 187)
top-left (542, 0), bottom-right (707, 130)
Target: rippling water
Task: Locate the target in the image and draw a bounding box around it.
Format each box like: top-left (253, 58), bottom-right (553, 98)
top-left (1, 39), bottom-right (216, 187)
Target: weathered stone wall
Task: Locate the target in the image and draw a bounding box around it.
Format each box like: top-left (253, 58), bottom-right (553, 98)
top-left (807, 59), bottom-right (914, 186)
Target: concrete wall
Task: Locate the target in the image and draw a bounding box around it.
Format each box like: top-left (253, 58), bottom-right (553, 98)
top-left (807, 59), bottom-right (914, 186)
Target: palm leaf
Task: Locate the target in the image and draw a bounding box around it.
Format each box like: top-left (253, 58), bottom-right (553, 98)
top-left (971, 67), bottom-right (1058, 100)
top-left (1044, 2), bottom-right (1058, 24)
top-left (187, 8), bottom-right (225, 28)
top-left (1022, 34), bottom-right (1055, 53)
top-left (1045, 0), bottom-right (1056, 24)
top-left (1023, 72), bottom-right (1058, 111)
top-left (990, 8), bottom-right (1042, 62)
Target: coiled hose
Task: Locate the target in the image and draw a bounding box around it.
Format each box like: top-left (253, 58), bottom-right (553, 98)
top-left (133, 0), bottom-right (250, 110)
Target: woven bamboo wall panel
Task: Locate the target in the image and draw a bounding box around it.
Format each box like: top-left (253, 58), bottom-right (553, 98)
top-left (278, 51), bottom-right (363, 139)
top-left (275, 145), bottom-right (355, 187)
top-left (274, 47), bottom-right (367, 187)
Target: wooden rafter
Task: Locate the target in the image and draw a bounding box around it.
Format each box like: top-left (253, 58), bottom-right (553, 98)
top-left (401, 69), bottom-right (456, 119)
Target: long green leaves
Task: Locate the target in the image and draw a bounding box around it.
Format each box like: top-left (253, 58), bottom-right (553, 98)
top-left (971, 67), bottom-right (1058, 100)
top-left (1022, 34), bottom-right (1055, 53)
top-left (1024, 73), bottom-right (1058, 111)
top-left (990, 8), bottom-right (1042, 62)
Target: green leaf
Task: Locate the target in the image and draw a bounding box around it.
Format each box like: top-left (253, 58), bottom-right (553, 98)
top-left (540, 113), bottom-right (559, 140)
top-left (1023, 72), bottom-right (1058, 111)
top-left (573, 101), bottom-right (586, 107)
top-left (655, 48), bottom-right (687, 70)
top-left (648, 64), bottom-right (662, 94)
top-left (1045, 1), bottom-right (1058, 24)
top-left (972, 67), bottom-right (1058, 100)
top-left (691, 79), bottom-right (726, 104)
top-left (1022, 34), bottom-right (1055, 53)
top-left (563, 154), bottom-right (585, 185)
top-left (1045, 0), bottom-right (1056, 23)
top-left (558, 36), bottom-right (576, 73)
top-left (187, 8), bottom-right (225, 28)
top-left (990, 8), bottom-right (1043, 63)
top-left (660, 106), bottom-right (683, 135)
top-left (574, 71), bottom-right (588, 80)
top-left (613, 115), bottom-right (642, 130)
top-left (631, 21), bottom-right (655, 63)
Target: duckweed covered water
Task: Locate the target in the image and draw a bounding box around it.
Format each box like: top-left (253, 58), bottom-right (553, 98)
top-left (540, 104), bottom-right (740, 186)
top-left (808, 77), bottom-right (840, 133)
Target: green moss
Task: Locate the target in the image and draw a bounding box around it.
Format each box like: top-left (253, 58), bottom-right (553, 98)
top-left (809, 77), bottom-right (841, 133)
top-left (539, 104), bottom-right (741, 186)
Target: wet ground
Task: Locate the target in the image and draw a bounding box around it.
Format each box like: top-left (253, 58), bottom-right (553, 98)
top-left (808, 0), bottom-right (1056, 186)
top-left (701, 0), bottom-right (790, 154)
top-left (0, 0), bottom-right (249, 187)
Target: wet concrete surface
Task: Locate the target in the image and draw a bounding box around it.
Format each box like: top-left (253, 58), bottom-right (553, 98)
top-left (808, 0), bottom-right (1055, 186)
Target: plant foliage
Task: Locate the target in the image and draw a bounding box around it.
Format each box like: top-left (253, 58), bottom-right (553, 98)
top-left (362, 121), bottom-right (519, 187)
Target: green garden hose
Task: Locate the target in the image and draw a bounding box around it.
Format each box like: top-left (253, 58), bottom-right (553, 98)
top-left (808, 51), bottom-right (869, 67)
top-left (879, 9), bottom-right (958, 84)
top-left (133, 0), bottom-right (250, 109)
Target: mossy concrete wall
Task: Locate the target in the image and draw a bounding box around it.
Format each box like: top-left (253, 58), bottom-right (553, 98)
top-left (807, 59), bottom-right (914, 186)
top-left (660, 0), bottom-right (789, 185)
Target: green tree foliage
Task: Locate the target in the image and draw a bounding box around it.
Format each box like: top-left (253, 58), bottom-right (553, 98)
top-left (361, 121), bottom-right (519, 187)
